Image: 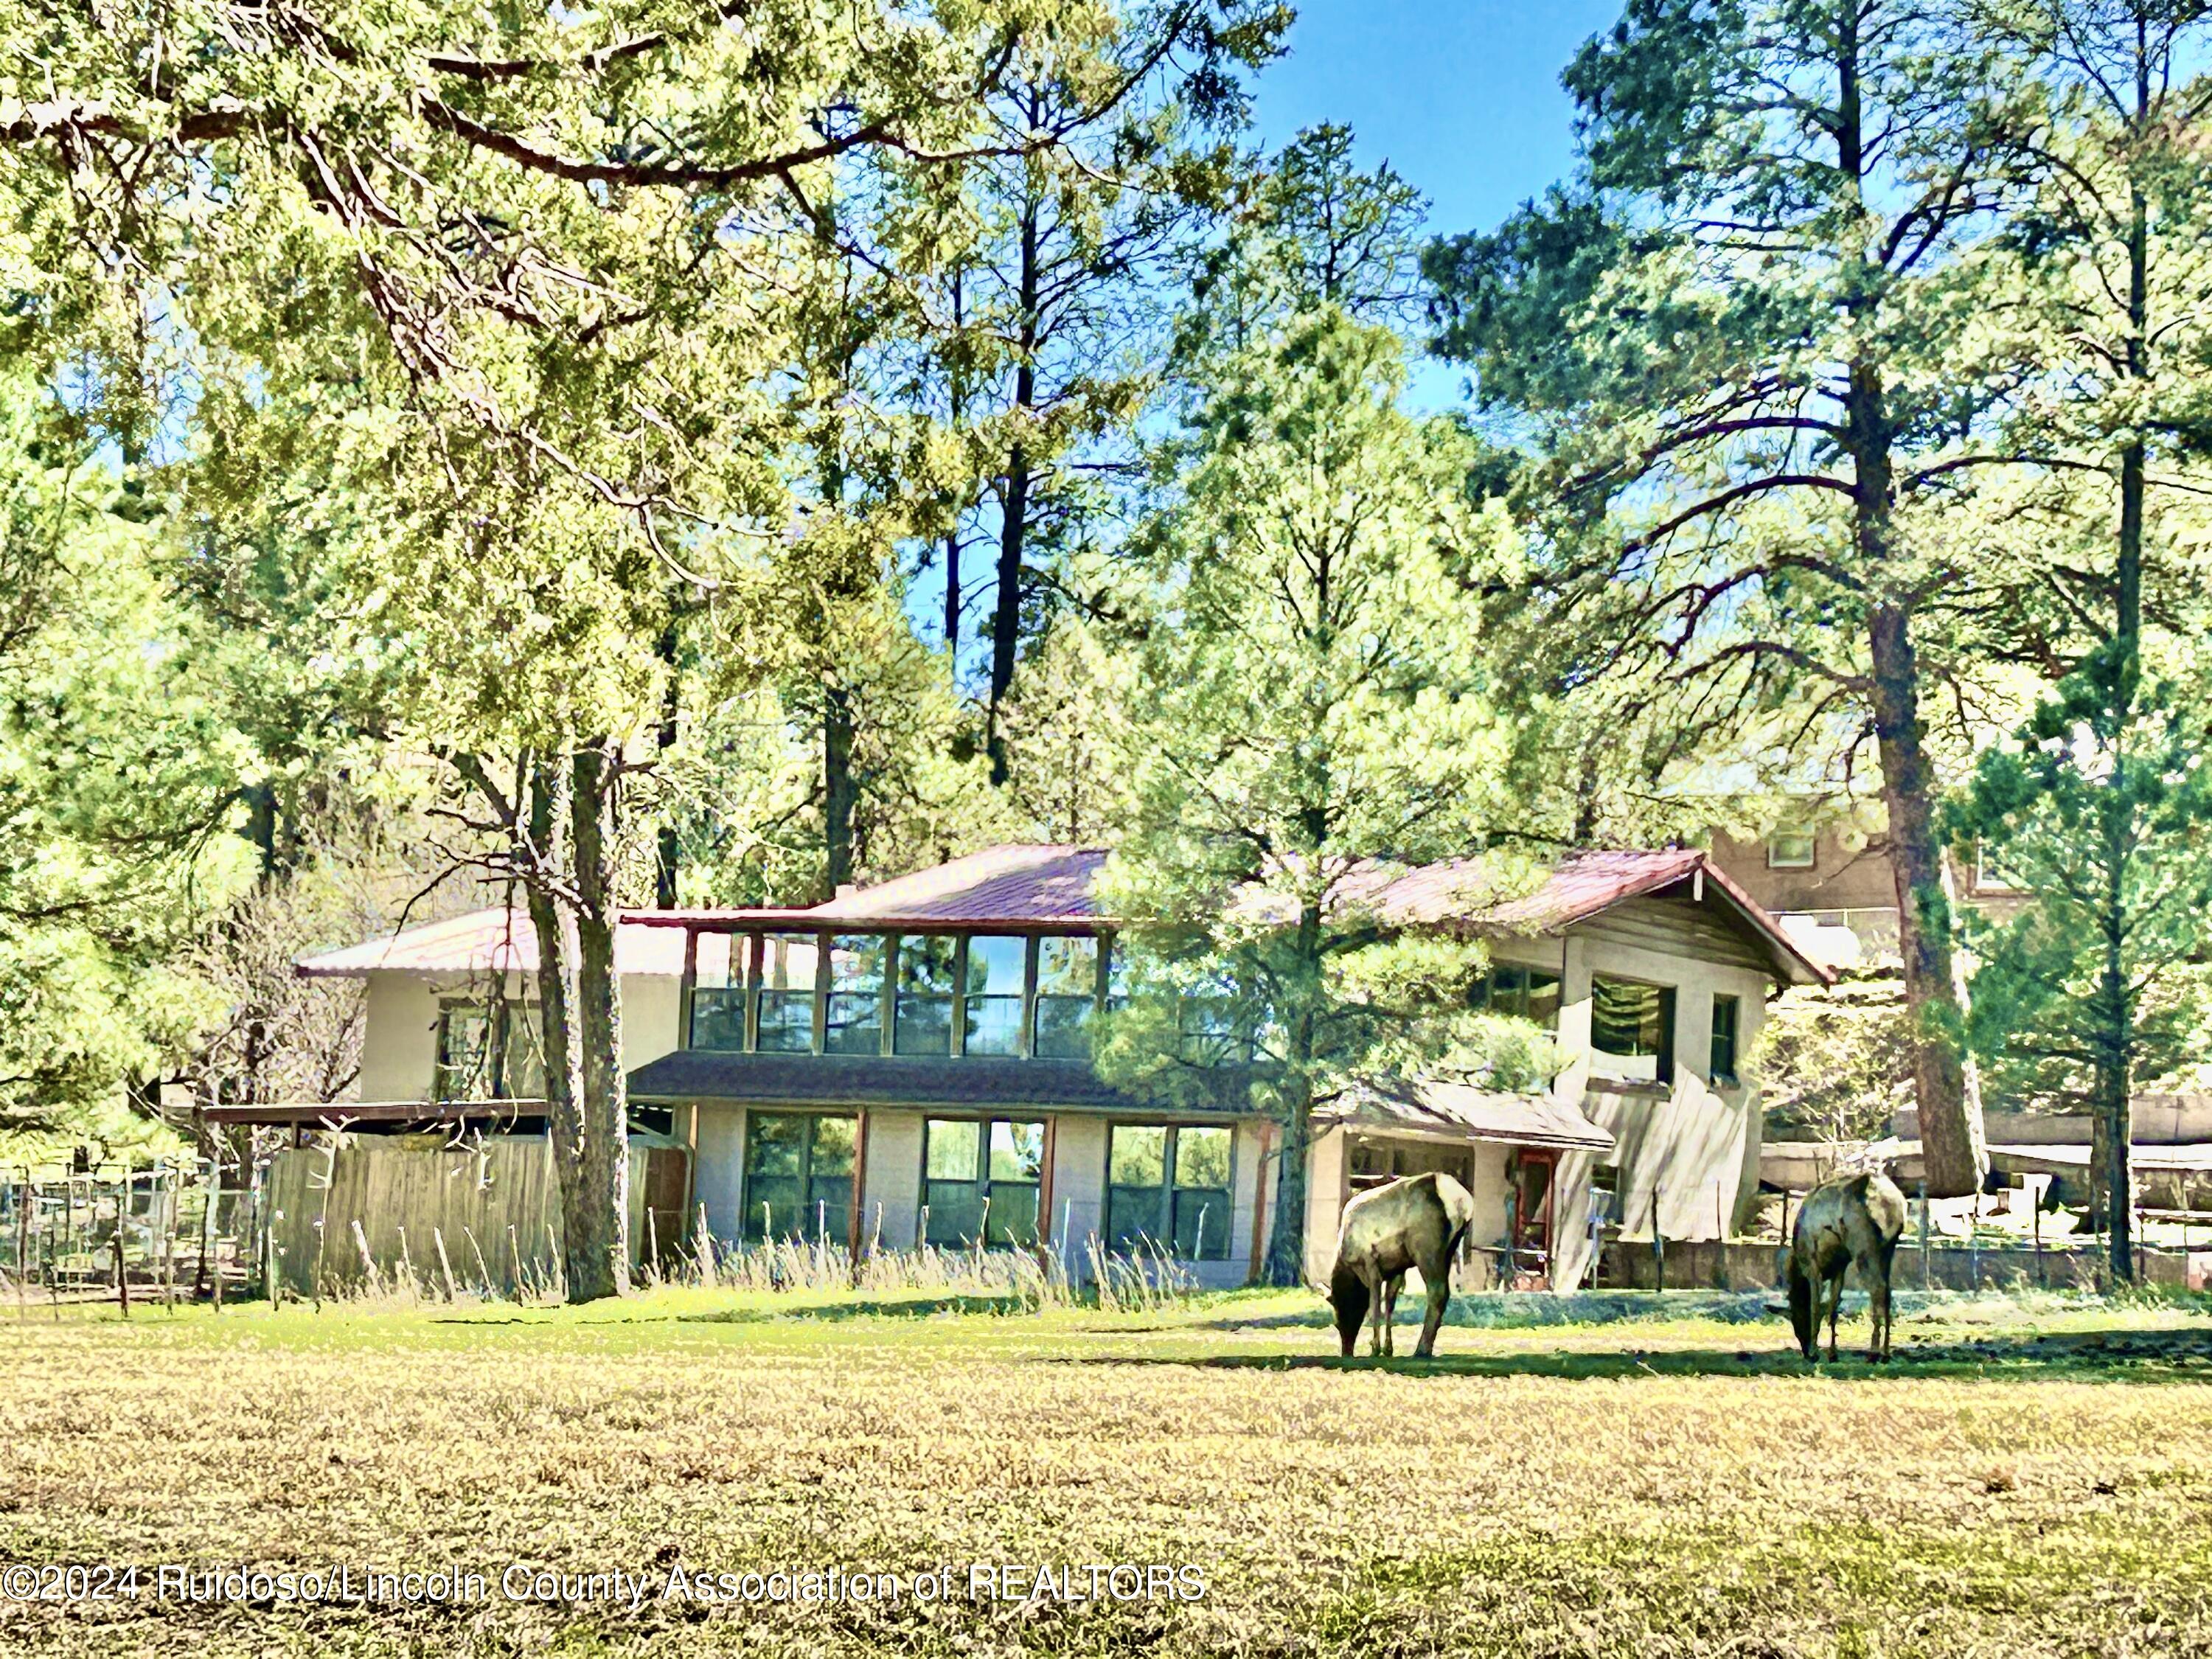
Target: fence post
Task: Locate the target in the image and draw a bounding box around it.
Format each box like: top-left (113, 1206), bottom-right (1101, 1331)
top-left (1919, 1180), bottom-right (1930, 1292)
top-left (112, 1228), bottom-right (129, 1318)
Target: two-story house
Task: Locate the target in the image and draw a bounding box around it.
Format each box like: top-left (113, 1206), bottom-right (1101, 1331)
top-left (254, 844), bottom-right (1827, 1290)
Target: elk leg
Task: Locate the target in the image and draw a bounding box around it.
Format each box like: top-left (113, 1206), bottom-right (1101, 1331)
top-left (1381, 1274), bottom-right (1402, 1357)
top-left (1825, 1270), bottom-right (1843, 1363)
top-left (1416, 1263), bottom-right (1450, 1358)
top-left (1868, 1253), bottom-right (1891, 1362)
top-left (1368, 1267), bottom-right (1387, 1358)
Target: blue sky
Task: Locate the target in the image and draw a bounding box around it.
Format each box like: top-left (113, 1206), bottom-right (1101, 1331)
top-left (1251, 1), bottom-right (1617, 248)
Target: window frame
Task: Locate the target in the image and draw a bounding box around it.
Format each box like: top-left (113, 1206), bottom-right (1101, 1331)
top-left (1103, 1122), bottom-right (1234, 1262)
top-left (739, 1111), bottom-right (858, 1244)
top-left (1473, 961), bottom-right (1564, 1032)
top-left (1708, 992), bottom-right (1742, 1086)
top-left (919, 1115), bottom-right (1046, 1246)
top-left (1766, 825), bottom-right (1818, 869)
top-left (1587, 973), bottom-right (1678, 1087)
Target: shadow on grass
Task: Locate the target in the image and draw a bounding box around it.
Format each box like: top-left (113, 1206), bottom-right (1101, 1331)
top-left (672, 1293), bottom-right (1033, 1324)
top-left (1060, 1325), bottom-right (2212, 1384)
top-left (1197, 1291), bottom-right (1780, 1335)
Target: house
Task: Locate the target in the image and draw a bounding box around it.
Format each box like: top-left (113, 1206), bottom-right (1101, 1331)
top-left (1705, 804), bottom-right (2026, 969)
top-left (243, 844), bottom-right (1829, 1290)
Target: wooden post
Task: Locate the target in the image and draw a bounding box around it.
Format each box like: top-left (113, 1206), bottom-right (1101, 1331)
top-left (1245, 1120), bottom-right (1275, 1287)
top-left (1918, 1180), bottom-right (1930, 1291)
top-left (847, 1109), bottom-right (870, 1279)
top-left (113, 1227), bottom-right (129, 1317)
top-left (1653, 1228), bottom-right (1665, 1293)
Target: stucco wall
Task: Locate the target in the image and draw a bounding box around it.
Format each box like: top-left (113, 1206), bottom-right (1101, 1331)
top-left (358, 974), bottom-right (443, 1102)
top-left (862, 1111), bottom-right (924, 1251)
top-left (692, 1105), bottom-right (748, 1241)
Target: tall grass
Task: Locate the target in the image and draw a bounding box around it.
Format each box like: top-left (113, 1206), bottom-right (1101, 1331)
top-left (310, 1217), bottom-right (1202, 1315)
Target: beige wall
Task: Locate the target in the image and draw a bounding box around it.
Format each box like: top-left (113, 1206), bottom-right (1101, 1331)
top-left (692, 1105), bottom-right (748, 1240)
top-left (355, 970), bottom-right (684, 1104)
top-left (861, 1111), bottom-right (924, 1251)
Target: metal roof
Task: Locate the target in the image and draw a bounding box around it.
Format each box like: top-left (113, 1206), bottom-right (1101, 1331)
top-left (296, 908), bottom-right (689, 979)
top-left (296, 845), bottom-right (1827, 986)
top-left (1319, 1077), bottom-right (1616, 1152)
top-left (625, 1051), bottom-right (1222, 1114)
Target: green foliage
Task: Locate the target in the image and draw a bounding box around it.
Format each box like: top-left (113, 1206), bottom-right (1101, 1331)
top-left (1950, 647), bottom-right (2212, 1111)
top-left (1098, 307), bottom-right (1546, 1128)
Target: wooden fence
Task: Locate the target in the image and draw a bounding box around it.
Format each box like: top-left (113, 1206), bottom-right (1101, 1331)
top-left (265, 1134), bottom-right (689, 1298)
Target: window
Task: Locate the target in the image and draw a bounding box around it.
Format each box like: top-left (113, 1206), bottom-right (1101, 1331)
top-left (435, 1005), bottom-right (492, 1101)
top-left (894, 935), bottom-right (957, 1055)
top-left (1034, 936), bottom-right (1099, 1059)
top-left (921, 1118), bottom-right (1044, 1245)
top-left (435, 1004), bottom-right (546, 1100)
top-left (1473, 962), bottom-right (1562, 1031)
top-left (1589, 975), bottom-right (1676, 1085)
top-left (964, 936), bottom-right (1029, 1057)
top-left (1177, 978), bottom-right (1250, 1065)
top-left (1105, 1124), bottom-right (1232, 1261)
top-left (825, 936), bottom-right (886, 1054)
top-left (1767, 826), bottom-right (1817, 869)
top-left (1709, 994), bottom-right (1742, 1084)
top-left (754, 934), bottom-right (818, 1053)
top-left (688, 932), bottom-right (746, 1051)
top-left (1973, 841), bottom-right (2023, 894)
top-left (742, 1113), bottom-right (855, 1242)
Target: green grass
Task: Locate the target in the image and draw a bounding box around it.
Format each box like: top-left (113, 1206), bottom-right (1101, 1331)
top-left (2, 1287), bottom-right (2210, 1656)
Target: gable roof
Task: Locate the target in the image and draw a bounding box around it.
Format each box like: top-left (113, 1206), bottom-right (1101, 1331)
top-left (805, 844), bottom-right (1110, 925)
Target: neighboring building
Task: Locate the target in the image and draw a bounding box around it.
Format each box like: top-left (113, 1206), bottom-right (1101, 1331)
top-left (1707, 807), bottom-right (2025, 970)
top-left (241, 844), bottom-right (1828, 1290)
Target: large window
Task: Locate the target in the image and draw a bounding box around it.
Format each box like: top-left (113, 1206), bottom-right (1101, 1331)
top-left (921, 1118), bottom-right (1044, 1246)
top-left (754, 934), bottom-right (818, 1053)
top-left (1590, 976), bottom-right (1676, 1085)
top-left (688, 932), bottom-right (746, 1051)
top-left (894, 936), bottom-right (958, 1055)
top-left (1105, 1124), bottom-right (1233, 1261)
top-left (1709, 994), bottom-right (1742, 1085)
top-left (1474, 962), bottom-right (1562, 1031)
top-left (1034, 936), bottom-right (1097, 1059)
top-left (435, 1004), bottom-right (546, 1100)
top-left (964, 936), bottom-right (1029, 1057)
top-left (825, 936), bottom-right (886, 1054)
top-left (742, 1113), bottom-right (855, 1243)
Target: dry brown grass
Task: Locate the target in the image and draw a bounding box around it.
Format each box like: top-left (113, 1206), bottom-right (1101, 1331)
top-left (1, 1289), bottom-right (2209, 1657)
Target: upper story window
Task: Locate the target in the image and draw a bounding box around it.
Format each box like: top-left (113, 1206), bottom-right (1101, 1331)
top-left (682, 928), bottom-right (1115, 1060)
top-left (1035, 936), bottom-right (1099, 1059)
top-left (755, 934), bottom-right (818, 1052)
top-left (1590, 975), bottom-right (1676, 1086)
top-left (894, 936), bottom-right (958, 1055)
top-left (825, 936), bottom-right (886, 1054)
top-left (436, 1004), bottom-right (546, 1101)
top-left (1474, 962), bottom-right (1562, 1031)
top-left (1767, 826), bottom-right (1817, 869)
top-left (688, 933), bottom-right (746, 1051)
top-left (964, 936), bottom-right (1028, 1057)
top-left (1709, 993), bottom-right (1742, 1085)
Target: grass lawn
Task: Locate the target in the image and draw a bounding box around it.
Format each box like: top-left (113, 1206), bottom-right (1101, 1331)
top-left (3, 1285), bottom-right (2211, 1657)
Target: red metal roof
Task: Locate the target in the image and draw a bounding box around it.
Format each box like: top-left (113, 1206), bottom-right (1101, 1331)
top-left (297, 845), bottom-right (1826, 985)
top-left (804, 844), bottom-right (1110, 925)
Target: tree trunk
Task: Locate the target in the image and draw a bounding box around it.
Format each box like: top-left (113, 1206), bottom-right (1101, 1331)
top-left (566, 742), bottom-right (631, 1303)
top-left (521, 760), bottom-right (591, 1297)
top-left (654, 619), bottom-right (681, 909)
top-left (987, 193), bottom-right (1042, 785)
top-left (1262, 1086), bottom-right (1312, 1289)
top-left (1867, 602), bottom-right (1986, 1197)
top-left (824, 679), bottom-right (857, 897)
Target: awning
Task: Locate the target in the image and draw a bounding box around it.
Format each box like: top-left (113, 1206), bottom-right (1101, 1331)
top-left (1318, 1077), bottom-right (1615, 1153)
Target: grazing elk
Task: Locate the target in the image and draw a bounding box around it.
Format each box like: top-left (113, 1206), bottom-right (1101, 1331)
top-left (1327, 1172), bottom-right (1477, 1360)
top-left (1788, 1170), bottom-right (1908, 1363)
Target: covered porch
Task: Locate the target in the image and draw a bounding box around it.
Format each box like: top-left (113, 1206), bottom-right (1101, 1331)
top-left (1304, 1079), bottom-right (1616, 1290)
